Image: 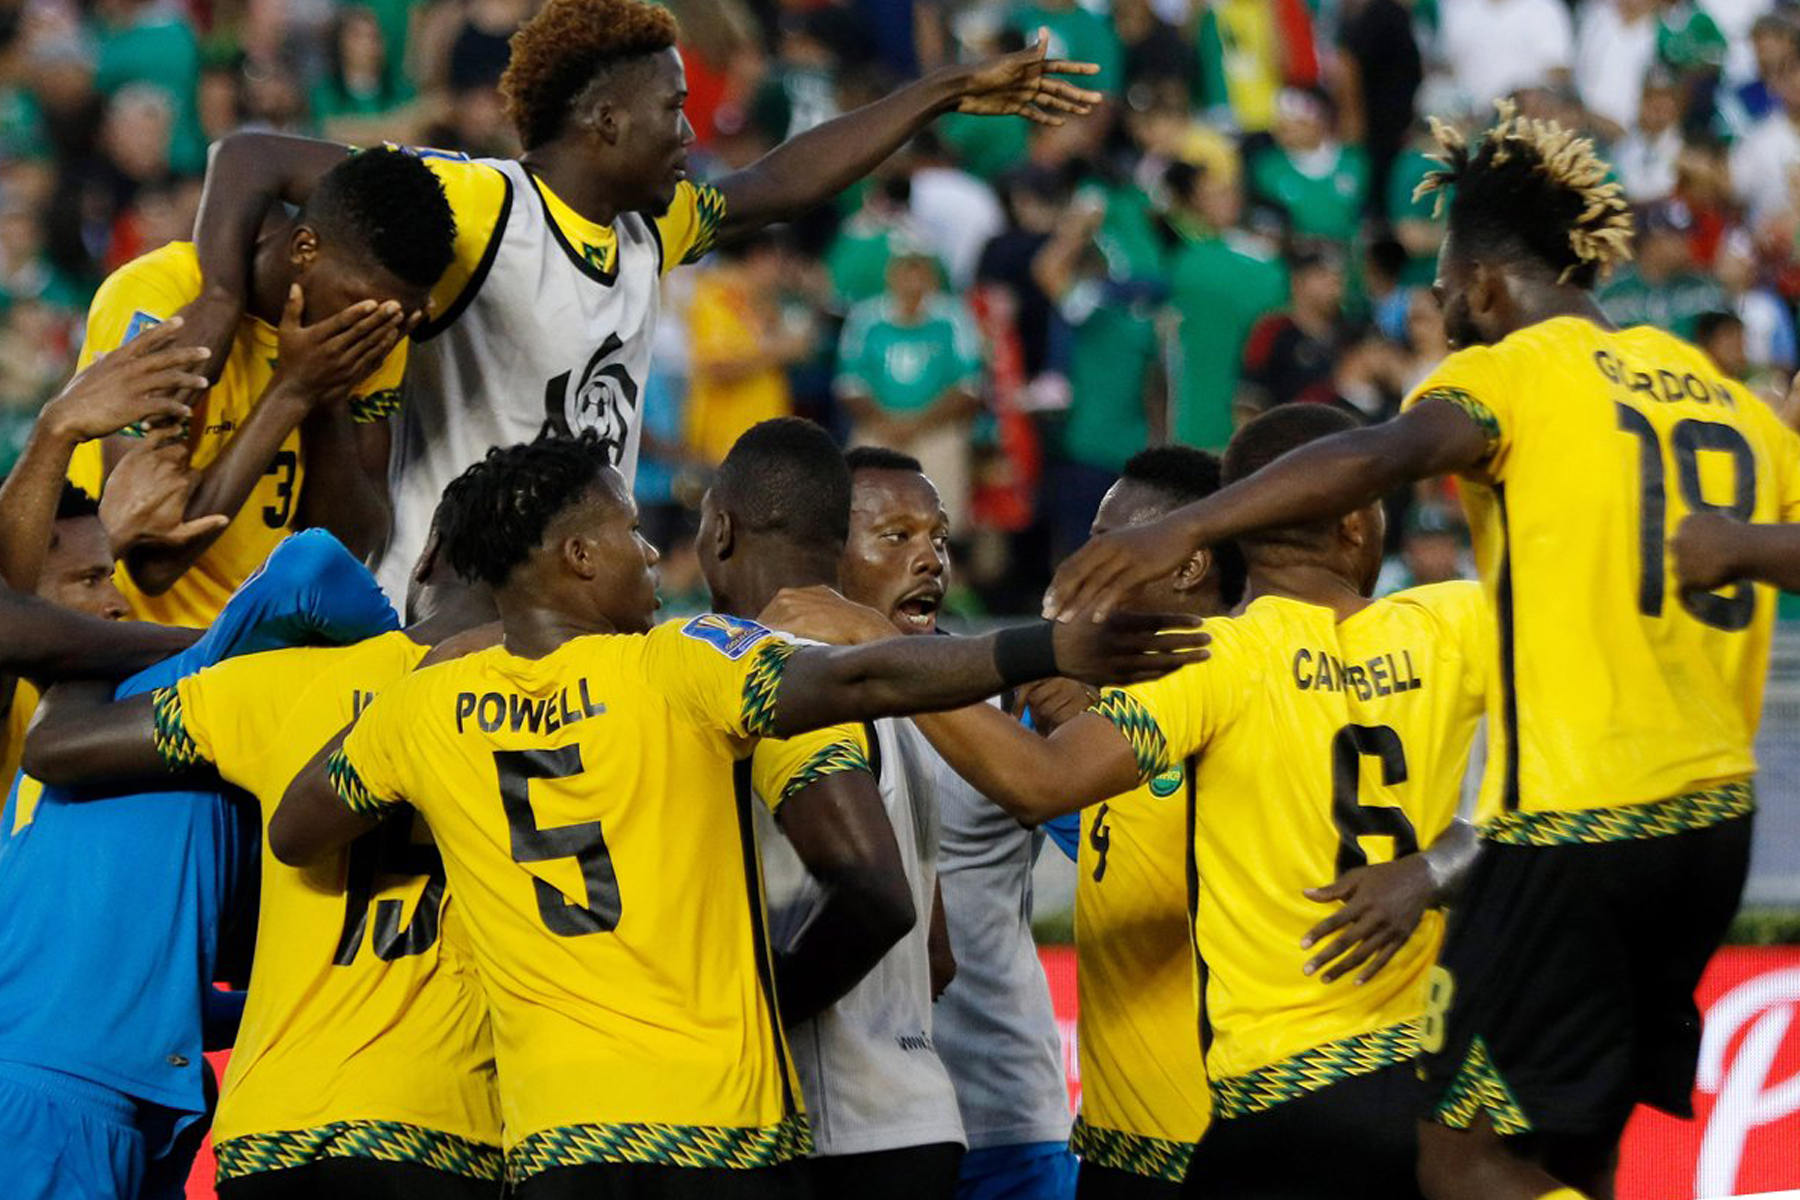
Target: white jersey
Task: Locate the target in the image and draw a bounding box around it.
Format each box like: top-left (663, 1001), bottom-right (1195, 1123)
top-left (757, 718), bottom-right (965, 1157)
top-left (377, 157), bottom-right (674, 603)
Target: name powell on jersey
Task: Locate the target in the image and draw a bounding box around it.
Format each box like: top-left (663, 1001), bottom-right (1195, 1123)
top-left (542, 332), bottom-right (639, 462)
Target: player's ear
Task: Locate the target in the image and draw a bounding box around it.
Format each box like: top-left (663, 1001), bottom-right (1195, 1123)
top-left (288, 226), bottom-right (320, 272)
top-left (1172, 548), bottom-right (1212, 593)
top-left (562, 532), bottom-right (600, 581)
top-left (702, 490), bottom-right (736, 562)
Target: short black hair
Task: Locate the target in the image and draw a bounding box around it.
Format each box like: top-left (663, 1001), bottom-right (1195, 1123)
top-left (1120, 445), bottom-right (1245, 607)
top-left (301, 147), bottom-right (457, 290)
top-left (55, 481), bottom-right (100, 523)
top-left (715, 418), bottom-right (852, 551)
top-left (1417, 102), bottom-right (1633, 289)
top-left (1223, 405), bottom-right (1364, 551)
top-left (845, 445), bottom-right (924, 475)
top-left (438, 432), bottom-right (618, 587)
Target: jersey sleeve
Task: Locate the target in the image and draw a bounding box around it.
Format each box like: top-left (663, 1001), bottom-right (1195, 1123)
top-left (1402, 345), bottom-right (1513, 478)
top-left (645, 616), bottom-right (800, 741)
top-left (403, 149), bottom-right (508, 323)
top-left (171, 649), bottom-right (312, 788)
top-left (329, 685), bottom-right (414, 819)
top-left (653, 180), bottom-right (728, 274)
top-left (1089, 624), bottom-right (1247, 785)
top-left (750, 723), bottom-right (873, 813)
top-left (346, 337), bottom-right (408, 424)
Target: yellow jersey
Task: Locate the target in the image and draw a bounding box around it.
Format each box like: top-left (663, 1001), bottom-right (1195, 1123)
top-left (1404, 317), bottom-right (1799, 842)
top-left (1, 680), bottom-right (41, 831)
top-left (69, 241), bottom-right (407, 629)
top-left (409, 150), bottom-right (725, 323)
top-left (1094, 584), bottom-right (1489, 1118)
top-left (162, 631), bottom-right (501, 1182)
top-left (328, 615), bottom-right (870, 1182)
top-left (1070, 771), bottom-right (1210, 1181)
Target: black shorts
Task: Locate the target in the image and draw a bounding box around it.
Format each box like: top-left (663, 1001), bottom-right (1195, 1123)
top-left (809, 1142), bottom-right (964, 1199)
top-left (1419, 811), bottom-right (1752, 1140)
top-left (1180, 1060), bottom-right (1422, 1200)
top-left (514, 1160), bottom-right (811, 1200)
top-left (1078, 1159), bottom-right (1184, 1200)
top-left (216, 1158), bottom-right (502, 1200)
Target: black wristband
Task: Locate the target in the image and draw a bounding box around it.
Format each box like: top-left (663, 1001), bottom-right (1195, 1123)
top-left (993, 621), bottom-right (1059, 687)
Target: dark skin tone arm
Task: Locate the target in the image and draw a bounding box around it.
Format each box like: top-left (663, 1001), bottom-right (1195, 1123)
top-left (713, 35), bottom-right (1101, 240)
top-left (927, 878), bottom-right (954, 1000)
top-left (1044, 398), bottom-right (1491, 620)
top-left (1298, 817), bottom-right (1479, 985)
top-left (20, 686), bottom-right (179, 786)
top-left (772, 771), bottom-right (916, 1027)
top-left (0, 589), bottom-right (196, 683)
top-left (1675, 511), bottom-right (1800, 593)
top-left (911, 703), bottom-right (1142, 823)
top-left (295, 403), bottom-right (395, 565)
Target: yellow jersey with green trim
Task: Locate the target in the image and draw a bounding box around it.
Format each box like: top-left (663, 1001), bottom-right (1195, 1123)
top-left (328, 615), bottom-right (868, 1177)
top-left (1403, 317), bottom-right (1800, 834)
top-left (69, 241), bottom-right (407, 628)
top-left (1094, 585), bottom-right (1489, 1114)
top-left (372, 148), bottom-right (726, 603)
top-left (1070, 770), bottom-right (1210, 1177)
top-left (165, 631), bottom-right (501, 1180)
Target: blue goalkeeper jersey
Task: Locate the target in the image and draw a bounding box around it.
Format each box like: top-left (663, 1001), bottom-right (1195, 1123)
top-left (0, 531), bottom-right (396, 1151)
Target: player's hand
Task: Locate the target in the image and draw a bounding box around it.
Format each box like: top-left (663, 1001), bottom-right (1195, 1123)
top-left (950, 28), bottom-right (1103, 127)
top-left (1673, 511), bottom-right (1751, 592)
top-left (40, 318), bottom-right (211, 443)
top-left (98, 436), bottom-right (229, 555)
top-left (274, 285), bottom-right (407, 404)
top-left (758, 585), bottom-right (899, 645)
top-left (1043, 515), bottom-right (1203, 623)
top-left (1051, 611), bottom-right (1208, 686)
top-left (1300, 856), bottom-right (1435, 985)
top-left (1012, 677), bottom-right (1097, 734)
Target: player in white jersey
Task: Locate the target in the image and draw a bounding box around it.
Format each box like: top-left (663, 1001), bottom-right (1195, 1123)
top-left (176, 0), bottom-right (1102, 601)
top-left (834, 447), bottom-right (1077, 1200)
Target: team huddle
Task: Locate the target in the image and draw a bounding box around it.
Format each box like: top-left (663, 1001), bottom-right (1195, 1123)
top-left (0, 2), bottom-right (1787, 1200)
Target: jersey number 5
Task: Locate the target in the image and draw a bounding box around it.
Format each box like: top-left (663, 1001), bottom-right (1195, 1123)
top-left (495, 747), bottom-right (622, 936)
top-left (1616, 404), bottom-right (1756, 631)
top-left (1331, 724), bottom-right (1421, 875)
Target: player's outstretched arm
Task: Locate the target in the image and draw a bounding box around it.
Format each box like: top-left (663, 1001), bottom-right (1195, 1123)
top-left (187, 133), bottom-right (354, 366)
top-left (20, 686), bottom-right (176, 787)
top-left (1044, 398), bottom-right (1491, 622)
top-left (0, 589), bottom-right (195, 681)
top-left (1675, 511), bottom-right (1800, 593)
top-left (765, 612), bottom-right (1207, 740)
top-left (713, 31), bottom-right (1100, 240)
top-left (270, 724), bottom-right (380, 866)
top-left (774, 771), bottom-right (917, 1027)
top-left (1299, 818), bottom-right (1479, 985)
top-left (913, 704), bottom-right (1140, 824)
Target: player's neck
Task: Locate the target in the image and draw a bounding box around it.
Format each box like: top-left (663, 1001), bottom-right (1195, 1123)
top-left (1241, 563), bottom-right (1372, 621)
top-left (520, 147), bottom-right (624, 226)
top-left (712, 548), bottom-right (840, 622)
top-left (1506, 284), bottom-right (1614, 337)
top-left (248, 217), bottom-right (301, 326)
top-left (498, 603), bottom-right (619, 659)
top-left (406, 589), bottom-right (498, 647)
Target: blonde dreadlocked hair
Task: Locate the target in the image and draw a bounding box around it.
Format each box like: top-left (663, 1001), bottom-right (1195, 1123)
top-left (1413, 100), bottom-right (1635, 287)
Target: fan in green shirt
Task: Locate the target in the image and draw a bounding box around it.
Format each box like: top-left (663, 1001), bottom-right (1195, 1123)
top-left (1010, 1), bottom-right (1124, 93)
top-left (1248, 88), bottom-right (1369, 248)
top-left (91, 0), bottom-right (204, 174)
top-left (835, 256), bottom-right (985, 420)
top-left (1597, 200), bottom-right (1726, 339)
top-left (1163, 166), bottom-right (1288, 451)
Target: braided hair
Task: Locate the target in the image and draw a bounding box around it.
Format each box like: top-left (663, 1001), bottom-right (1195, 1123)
top-left (438, 432), bottom-right (617, 587)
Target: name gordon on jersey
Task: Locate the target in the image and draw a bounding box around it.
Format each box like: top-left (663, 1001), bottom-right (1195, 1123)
top-left (1293, 648), bottom-right (1425, 698)
top-left (454, 681), bottom-right (607, 735)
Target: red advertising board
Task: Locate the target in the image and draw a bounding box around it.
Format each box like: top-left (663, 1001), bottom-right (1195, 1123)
top-left (184, 946), bottom-right (1800, 1198)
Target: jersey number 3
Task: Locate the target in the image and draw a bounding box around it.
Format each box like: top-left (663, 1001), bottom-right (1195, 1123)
top-left (1617, 404), bottom-right (1756, 631)
top-left (495, 747), bottom-right (623, 936)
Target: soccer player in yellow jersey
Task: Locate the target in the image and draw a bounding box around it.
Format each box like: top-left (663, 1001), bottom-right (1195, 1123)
top-left (69, 147), bottom-right (455, 628)
top-left (180, 0), bottom-right (1102, 601)
top-left (1046, 105), bottom-right (1796, 1200)
top-left (780, 408), bottom-right (1486, 1200)
top-left (20, 490), bottom-right (505, 1198)
top-left (269, 433), bottom-right (1202, 1199)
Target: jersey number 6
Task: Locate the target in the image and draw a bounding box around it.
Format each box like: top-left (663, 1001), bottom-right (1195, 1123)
top-left (1331, 724), bottom-right (1421, 876)
top-left (495, 747), bottom-right (623, 936)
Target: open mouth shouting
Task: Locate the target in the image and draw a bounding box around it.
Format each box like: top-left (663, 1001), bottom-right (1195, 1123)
top-left (893, 584), bottom-right (943, 633)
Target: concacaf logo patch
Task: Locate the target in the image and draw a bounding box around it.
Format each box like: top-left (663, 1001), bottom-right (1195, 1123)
top-left (681, 614), bottom-right (775, 660)
top-left (122, 310), bottom-right (163, 344)
top-left (1149, 763), bottom-right (1184, 798)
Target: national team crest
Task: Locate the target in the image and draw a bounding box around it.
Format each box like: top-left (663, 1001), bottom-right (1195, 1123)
top-left (542, 332), bottom-right (639, 463)
top-left (681, 614), bottom-right (775, 660)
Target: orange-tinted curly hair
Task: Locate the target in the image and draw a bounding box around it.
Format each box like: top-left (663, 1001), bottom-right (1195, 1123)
top-left (499, 0), bottom-right (679, 149)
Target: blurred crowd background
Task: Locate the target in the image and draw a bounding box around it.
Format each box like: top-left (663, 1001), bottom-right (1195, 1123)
top-left (5, 0), bottom-right (1800, 614)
